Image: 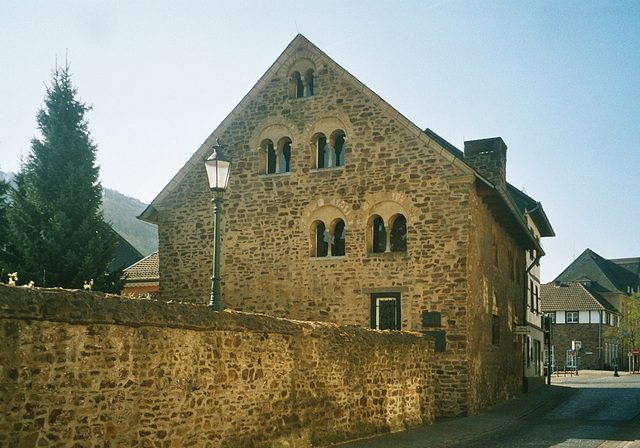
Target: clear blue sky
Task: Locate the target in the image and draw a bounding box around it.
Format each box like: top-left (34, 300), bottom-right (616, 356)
top-left (1, 1), bottom-right (639, 282)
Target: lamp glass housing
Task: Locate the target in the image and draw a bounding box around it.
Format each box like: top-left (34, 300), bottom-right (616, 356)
top-left (205, 150), bottom-right (231, 192)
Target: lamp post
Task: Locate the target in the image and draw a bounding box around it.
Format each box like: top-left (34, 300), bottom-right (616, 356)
top-left (204, 143), bottom-right (231, 311)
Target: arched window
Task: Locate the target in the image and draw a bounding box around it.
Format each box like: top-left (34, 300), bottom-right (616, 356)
top-left (296, 73), bottom-right (305, 98)
top-left (304, 69), bottom-right (314, 97)
top-left (317, 135), bottom-right (329, 169)
top-left (332, 132), bottom-right (345, 167)
top-left (372, 216), bottom-right (386, 253)
top-left (389, 215), bottom-right (407, 252)
top-left (267, 141), bottom-right (277, 174)
top-left (279, 140), bottom-right (291, 173)
top-left (331, 219), bottom-right (345, 256)
top-left (316, 222), bottom-right (328, 257)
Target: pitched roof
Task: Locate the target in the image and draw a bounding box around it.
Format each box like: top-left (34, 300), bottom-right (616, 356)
top-left (541, 282), bottom-right (619, 313)
top-left (554, 248), bottom-right (640, 295)
top-left (610, 257), bottom-right (640, 287)
top-left (506, 185), bottom-right (555, 238)
top-left (124, 251), bottom-right (159, 283)
top-left (109, 231), bottom-right (144, 274)
top-left (138, 35), bottom-right (545, 253)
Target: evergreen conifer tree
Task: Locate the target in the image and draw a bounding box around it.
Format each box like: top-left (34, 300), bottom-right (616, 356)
top-left (5, 64), bottom-right (123, 292)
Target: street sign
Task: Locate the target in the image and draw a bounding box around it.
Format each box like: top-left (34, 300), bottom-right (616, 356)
top-left (633, 349), bottom-right (639, 356)
top-left (572, 340), bottom-right (582, 350)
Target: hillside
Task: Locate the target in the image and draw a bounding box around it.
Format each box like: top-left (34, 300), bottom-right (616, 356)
top-left (0, 170), bottom-right (158, 257)
top-left (101, 189), bottom-right (158, 256)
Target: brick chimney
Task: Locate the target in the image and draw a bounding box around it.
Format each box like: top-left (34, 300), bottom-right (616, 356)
top-left (463, 137), bottom-right (507, 189)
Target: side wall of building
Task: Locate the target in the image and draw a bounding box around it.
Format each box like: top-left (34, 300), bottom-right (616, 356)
top-left (466, 189), bottom-right (526, 413)
top-left (0, 285), bottom-right (434, 448)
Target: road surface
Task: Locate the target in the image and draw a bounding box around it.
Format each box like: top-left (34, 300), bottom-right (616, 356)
top-left (335, 370), bottom-right (640, 448)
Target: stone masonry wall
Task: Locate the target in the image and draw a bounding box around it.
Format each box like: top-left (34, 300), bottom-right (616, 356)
top-left (465, 190), bottom-right (526, 414)
top-left (0, 285), bottom-right (435, 448)
top-left (156, 39), bottom-right (474, 416)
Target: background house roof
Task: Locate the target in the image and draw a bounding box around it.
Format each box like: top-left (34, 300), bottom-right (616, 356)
top-left (109, 231), bottom-right (144, 274)
top-left (541, 282), bottom-right (618, 313)
top-left (123, 251), bottom-right (159, 283)
top-left (554, 248), bottom-right (640, 295)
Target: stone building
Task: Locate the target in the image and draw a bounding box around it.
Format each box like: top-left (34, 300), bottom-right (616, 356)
top-left (140, 35), bottom-right (552, 416)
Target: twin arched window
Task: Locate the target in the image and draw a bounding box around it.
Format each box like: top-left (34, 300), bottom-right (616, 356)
top-left (312, 219), bottom-right (346, 257)
top-left (290, 69), bottom-right (314, 99)
top-left (371, 214), bottom-right (407, 253)
top-left (310, 213), bottom-right (407, 258)
top-left (315, 131), bottom-right (346, 169)
top-left (261, 138), bottom-right (292, 174)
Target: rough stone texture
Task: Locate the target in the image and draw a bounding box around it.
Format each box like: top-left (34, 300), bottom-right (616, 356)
top-left (0, 284), bottom-right (434, 448)
top-left (465, 191), bottom-right (526, 413)
top-left (152, 37), bottom-right (531, 417)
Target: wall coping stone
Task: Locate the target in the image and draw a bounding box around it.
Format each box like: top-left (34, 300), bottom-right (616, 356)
top-left (0, 284), bottom-right (427, 344)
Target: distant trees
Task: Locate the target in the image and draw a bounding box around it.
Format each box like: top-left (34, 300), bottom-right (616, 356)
top-left (0, 64), bottom-right (123, 292)
top-left (618, 293), bottom-right (640, 352)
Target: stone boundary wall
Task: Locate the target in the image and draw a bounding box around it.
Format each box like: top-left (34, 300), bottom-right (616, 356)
top-left (0, 284), bottom-right (434, 447)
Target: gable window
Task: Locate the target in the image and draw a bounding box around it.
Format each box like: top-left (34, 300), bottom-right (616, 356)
top-left (289, 68), bottom-right (314, 99)
top-left (372, 216), bottom-right (386, 253)
top-left (389, 215), bottom-right (407, 252)
top-left (331, 219), bottom-right (346, 256)
top-left (566, 311), bottom-right (579, 324)
top-left (279, 139), bottom-right (291, 173)
top-left (295, 72), bottom-right (304, 98)
top-left (331, 132), bottom-right (345, 167)
top-left (371, 292), bottom-right (401, 330)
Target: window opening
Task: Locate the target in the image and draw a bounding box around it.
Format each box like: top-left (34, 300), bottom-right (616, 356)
top-left (305, 70), bottom-right (314, 97)
top-left (267, 142), bottom-right (277, 174)
top-left (372, 216), bottom-right (386, 253)
top-left (280, 140), bottom-right (291, 173)
top-left (332, 133), bottom-right (345, 167)
top-left (566, 311), bottom-right (579, 324)
top-left (331, 220), bottom-right (345, 256)
top-left (316, 222), bottom-right (328, 257)
top-left (370, 293), bottom-right (401, 330)
top-left (317, 135), bottom-right (329, 169)
top-left (389, 215), bottom-right (407, 252)
top-left (295, 73), bottom-right (304, 98)
top-left (492, 314), bottom-right (500, 345)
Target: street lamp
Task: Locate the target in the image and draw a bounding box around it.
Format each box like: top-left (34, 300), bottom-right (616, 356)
top-left (204, 142), bottom-right (231, 311)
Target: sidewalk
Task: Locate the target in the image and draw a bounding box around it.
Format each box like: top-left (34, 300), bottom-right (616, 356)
top-left (333, 383), bottom-right (574, 448)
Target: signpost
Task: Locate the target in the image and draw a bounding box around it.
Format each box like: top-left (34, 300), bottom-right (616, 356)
top-left (572, 341), bottom-right (581, 375)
